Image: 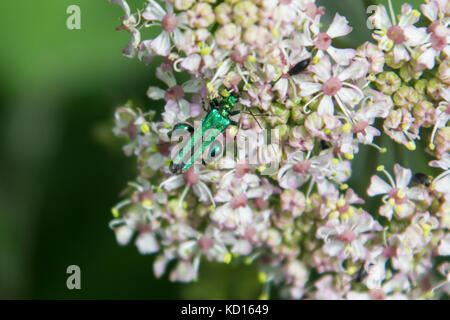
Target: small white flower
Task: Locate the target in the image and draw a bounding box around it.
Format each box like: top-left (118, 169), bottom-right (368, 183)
top-left (369, 3), bottom-right (429, 63)
top-left (367, 164), bottom-right (426, 220)
top-left (142, 0), bottom-right (188, 56)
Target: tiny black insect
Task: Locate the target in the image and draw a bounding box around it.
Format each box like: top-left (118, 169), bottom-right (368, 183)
top-left (354, 265), bottom-right (368, 282)
top-left (411, 173), bottom-right (432, 187)
top-left (288, 58), bottom-right (311, 76)
top-left (319, 139), bottom-right (330, 150)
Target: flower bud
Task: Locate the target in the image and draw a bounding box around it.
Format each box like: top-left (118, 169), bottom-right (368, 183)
top-left (233, 1), bottom-right (258, 28)
top-left (375, 71), bottom-right (401, 95)
top-left (214, 3), bottom-right (232, 24)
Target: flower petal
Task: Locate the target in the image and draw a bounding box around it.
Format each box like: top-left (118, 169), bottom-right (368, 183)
top-left (327, 14), bottom-right (353, 38)
top-left (151, 32), bottom-right (171, 56)
top-left (298, 81), bottom-right (322, 96)
top-left (156, 65), bottom-right (177, 87)
top-left (317, 95), bottom-right (334, 115)
top-left (310, 55), bottom-right (332, 82)
top-left (135, 232), bottom-right (159, 254)
top-left (394, 164), bottom-right (412, 189)
top-left (370, 5), bottom-right (392, 30)
top-left (147, 86), bottom-right (166, 100)
top-left (327, 47), bottom-right (356, 66)
top-left (367, 175), bottom-right (392, 196)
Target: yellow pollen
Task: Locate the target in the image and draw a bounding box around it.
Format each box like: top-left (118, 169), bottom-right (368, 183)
top-left (347, 265), bottom-right (358, 276)
top-left (111, 207), bottom-right (119, 218)
top-left (337, 198), bottom-right (346, 207)
top-left (258, 165), bottom-right (267, 172)
top-left (223, 252), bottom-right (232, 264)
top-left (271, 29), bottom-right (279, 38)
top-left (412, 10), bottom-right (420, 17)
top-left (342, 122), bottom-right (352, 133)
top-left (345, 170), bottom-right (351, 176)
top-left (344, 153), bottom-right (354, 160)
top-left (340, 184), bottom-right (349, 191)
top-left (220, 89), bottom-right (230, 97)
top-left (422, 224), bottom-right (432, 237)
top-left (379, 29), bottom-right (387, 36)
top-left (217, 61), bottom-right (223, 67)
top-left (429, 143), bottom-right (435, 150)
top-left (386, 39), bottom-right (394, 50)
top-left (258, 272), bottom-right (267, 283)
top-left (200, 46), bottom-right (211, 56)
top-left (380, 147), bottom-right (387, 153)
top-left (388, 198), bottom-right (396, 206)
top-left (332, 158), bottom-right (340, 164)
top-left (196, 41), bottom-right (204, 48)
top-left (141, 123), bottom-right (150, 134)
top-left (142, 199), bottom-right (153, 208)
top-left (376, 165), bottom-right (385, 172)
top-left (209, 205), bottom-right (215, 211)
top-left (367, 74), bottom-right (376, 81)
top-left (395, 204), bottom-right (403, 213)
top-left (247, 55), bottom-right (256, 63)
top-left (312, 56), bottom-right (320, 64)
top-left (164, 123), bottom-right (171, 129)
top-left (155, 187), bottom-right (162, 193)
top-left (401, 123), bottom-right (409, 130)
top-left (182, 201), bottom-right (188, 209)
top-left (397, 189), bottom-right (405, 198)
top-left (406, 141), bottom-right (416, 151)
top-left (324, 128), bottom-right (331, 135)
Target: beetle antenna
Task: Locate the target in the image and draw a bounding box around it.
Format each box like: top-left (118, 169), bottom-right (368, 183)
top-left (247, 108), bottom-right (263, 130)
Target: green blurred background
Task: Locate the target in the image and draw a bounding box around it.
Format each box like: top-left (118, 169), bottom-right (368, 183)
top-left (0, 0), bottom-right (431, 299)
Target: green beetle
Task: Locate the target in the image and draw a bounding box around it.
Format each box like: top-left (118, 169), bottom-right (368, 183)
top-left (168, 91), bottom-right (240, 174)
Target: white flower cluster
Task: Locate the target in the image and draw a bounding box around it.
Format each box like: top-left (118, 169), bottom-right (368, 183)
top-left (108, 0), bottom-right (449, 299)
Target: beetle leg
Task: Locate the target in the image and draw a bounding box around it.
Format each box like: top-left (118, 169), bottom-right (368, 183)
top-left (209, 98), bottom-right (219, 109)
top-left (202, 99), bottom-right (209, 111)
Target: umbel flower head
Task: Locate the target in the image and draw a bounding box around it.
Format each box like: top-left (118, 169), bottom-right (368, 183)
top-left (108, 0), bottom-right (450, 299)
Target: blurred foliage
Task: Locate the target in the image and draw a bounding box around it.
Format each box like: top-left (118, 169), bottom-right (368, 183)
top-left (0, 0), bottom-right (433, 299)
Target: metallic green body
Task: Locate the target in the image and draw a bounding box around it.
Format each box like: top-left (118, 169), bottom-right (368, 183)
top-left (170, 95), bottom-right (238, 173)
